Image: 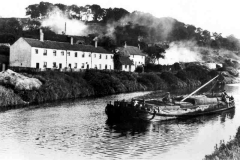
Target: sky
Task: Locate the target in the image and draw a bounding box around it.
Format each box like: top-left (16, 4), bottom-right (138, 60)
top-left (1, 0), bottom-right (240, 38)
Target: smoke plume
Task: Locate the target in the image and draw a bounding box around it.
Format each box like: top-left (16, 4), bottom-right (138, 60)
top-left (41, 7), bottom-right (89, 36)
top-left (119, 11), bottom-right (176, 40)
top-left (157, 40), bottom-right (240, 65)
top-left (157, 41), bottom-right (203, 65)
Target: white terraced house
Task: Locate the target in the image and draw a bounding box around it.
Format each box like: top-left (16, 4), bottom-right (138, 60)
top-left (10, 30), bottom-right (114, 71)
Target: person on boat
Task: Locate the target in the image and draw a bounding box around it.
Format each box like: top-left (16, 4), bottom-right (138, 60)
top-left (229, 95), bottom-right (234, 102)
top-left (221, 90), bottom-right (229, 103)
top-left (162, 92), bottom-right (172, 103)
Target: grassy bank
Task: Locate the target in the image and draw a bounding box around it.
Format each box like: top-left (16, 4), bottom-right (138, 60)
top-left (204, 127), bottom-right (240, 160)
top-left (0, 64), bottom-right (235, 110)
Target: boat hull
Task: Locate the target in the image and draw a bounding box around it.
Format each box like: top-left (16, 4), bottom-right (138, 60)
top-left (135, 105), bottom-right (235, 121)
top-left (105, 100), bottom-right (235, 121)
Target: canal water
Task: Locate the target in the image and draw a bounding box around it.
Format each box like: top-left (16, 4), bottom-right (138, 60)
top-left (0, 84), bottom-right (240, 160)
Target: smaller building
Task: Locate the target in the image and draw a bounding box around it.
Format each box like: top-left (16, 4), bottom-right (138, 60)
top-left (204, 62), bottom-right (223, 69)
top-left (118, 56), bottom-right (134, 72)
top-left (116, 43), bottom-right (146, 72)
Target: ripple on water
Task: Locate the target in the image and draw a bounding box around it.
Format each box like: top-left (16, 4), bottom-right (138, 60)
top-left (0, 89), bottom-right (240, 160)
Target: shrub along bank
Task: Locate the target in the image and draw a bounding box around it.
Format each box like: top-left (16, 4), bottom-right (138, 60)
top-left (204, 127), bottom-right (240, 160)
top-left (0, 64), bottom-right (237, 110)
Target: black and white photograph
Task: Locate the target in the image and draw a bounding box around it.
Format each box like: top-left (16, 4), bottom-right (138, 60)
top-left (0, 0), bottom-right (240, 159)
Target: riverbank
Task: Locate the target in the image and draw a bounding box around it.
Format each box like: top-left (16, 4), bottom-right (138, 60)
top-left (0, 64), bottom-right (238, 111)
top-left (204, 126), bottom-right (240, 160)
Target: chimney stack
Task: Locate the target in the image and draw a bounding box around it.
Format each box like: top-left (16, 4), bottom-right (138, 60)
top-left (70, 37), bottom-right (73, 45)
top-left (124, 41), bottom-right (127, 48)
top-left (93, 37), bottom-right (98, 48)
top-left (65, 22), bottom-right (67, 35)
top-left (40, 29), bottom-right (44, 42)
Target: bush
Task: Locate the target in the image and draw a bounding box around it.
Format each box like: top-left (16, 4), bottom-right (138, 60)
top-left (135, 66), bottom-right (144, 73)
top-left (185, 64), bottom-right (211, 83)
top-left (137, 73), bottom-right (168, 90)
top-left (16, 71), bottom-right (93, 104)
top-left (176, 70), bottom-right (201, 87)
top-left (160, 72), bottom-right (187, 88)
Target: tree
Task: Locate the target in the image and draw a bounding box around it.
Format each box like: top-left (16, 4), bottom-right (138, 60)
top-left (54, 3), bottom-right (67, 12)
top-left (26, 20), bottom-right (41, 30)
top-left (113, 53), bottom-right (122, 70)
top-left (26, 4), bottom-right (40, 18)
top-left (212, 32), bottom-right (222, 49)
top-left (0, 18), bottom-right (23, 36)
top-left (102, 8), bottom-right (129, 22)
top-left (226, 35), bottom-right (240, 51)
top-left (90, 4), bottom-right (105, 21)
top-left (38, 2), bottom-right (54, 17)
top-left (170, 22), bottom-right (188, 41)
top-left (144, 45), bottom-right (165, 64)
top-left (210, 40), bottom-right (220, 50)
top-left (26, 2), bottom-right (54, 19)
top-left (186, 25), bottom-right (196, 39)
top-left (68, 5), bottom-right (81, 19)
top-left (202, 30), bottom-right (211, 46)
top-left (195, 27), bottom-right (204, 46)
top-left (0, 33), bottom-right (16, 44)
top-left (98, 36), bottom-right (116, 51)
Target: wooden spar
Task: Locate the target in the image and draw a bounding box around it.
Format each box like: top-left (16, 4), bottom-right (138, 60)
top-left (180, 75), bottom-right (219, 102)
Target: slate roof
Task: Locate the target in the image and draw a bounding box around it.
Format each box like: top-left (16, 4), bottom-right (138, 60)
top-left (118, 46), bottom-right (146, 56)
top-left (22, 38), bottom-right (111, 54)
top-left (119, 56), bottom-right (133, 65)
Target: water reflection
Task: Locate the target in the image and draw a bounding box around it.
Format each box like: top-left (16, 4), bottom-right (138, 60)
top-left (103, 109), bottom-right (235, 159)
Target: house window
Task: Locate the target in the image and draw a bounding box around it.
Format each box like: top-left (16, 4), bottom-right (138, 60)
top-left (105, 64), bottom-right (107, 69)
top-left (106, 55), bottom-right (108, 59)
top-left (53, 62), bottom-right (56, 68)
top-left (94, 65), bottom-right (97, 69)
top-left (43, 62), bottom-right (47, 68)
top-left (111, 55), bottom-right (113, 59)
top-left (35, 49), bottom-right (38, 54)
top-left (67, 52), bottom-right (70, 56)
top-left (61, 51), bottom-right (64, 56)
top-left (89, 53), bottom-right (91, 57)
top-left (53, 50), bottom-right (57, 56)
top-left (94, 54), bottom-right (96, 58)
top-left (68, 64), bottom-right (72, 68)
top-left (99, 54), bottom-right (102, 59)
top-left (43, 50), bottom-right (47, 56)
top-left (75, 52), bottom-right (77, 57)
top-left (99, 64), bottom-right (101, 69)
top-left (82, 52), bottom-right (85, 58)
top-left (81, 63), bottom-right (84, 69)
top-left (125, 65), bottom-right (127, 69)
top-left (74, 63), bottom-right (77, 68)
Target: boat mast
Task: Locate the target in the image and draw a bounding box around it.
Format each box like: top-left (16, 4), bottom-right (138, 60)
top-left (180, 75), bottom-right (219, 102)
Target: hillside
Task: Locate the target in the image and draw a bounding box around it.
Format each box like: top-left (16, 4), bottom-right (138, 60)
top-left (0, 2), bottom-right (240, 68)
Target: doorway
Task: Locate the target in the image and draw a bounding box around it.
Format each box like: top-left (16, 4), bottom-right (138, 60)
top-left (36, 63), bottom-right (39, 69)
top-left (59, 63), bottom-right (62, 69)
